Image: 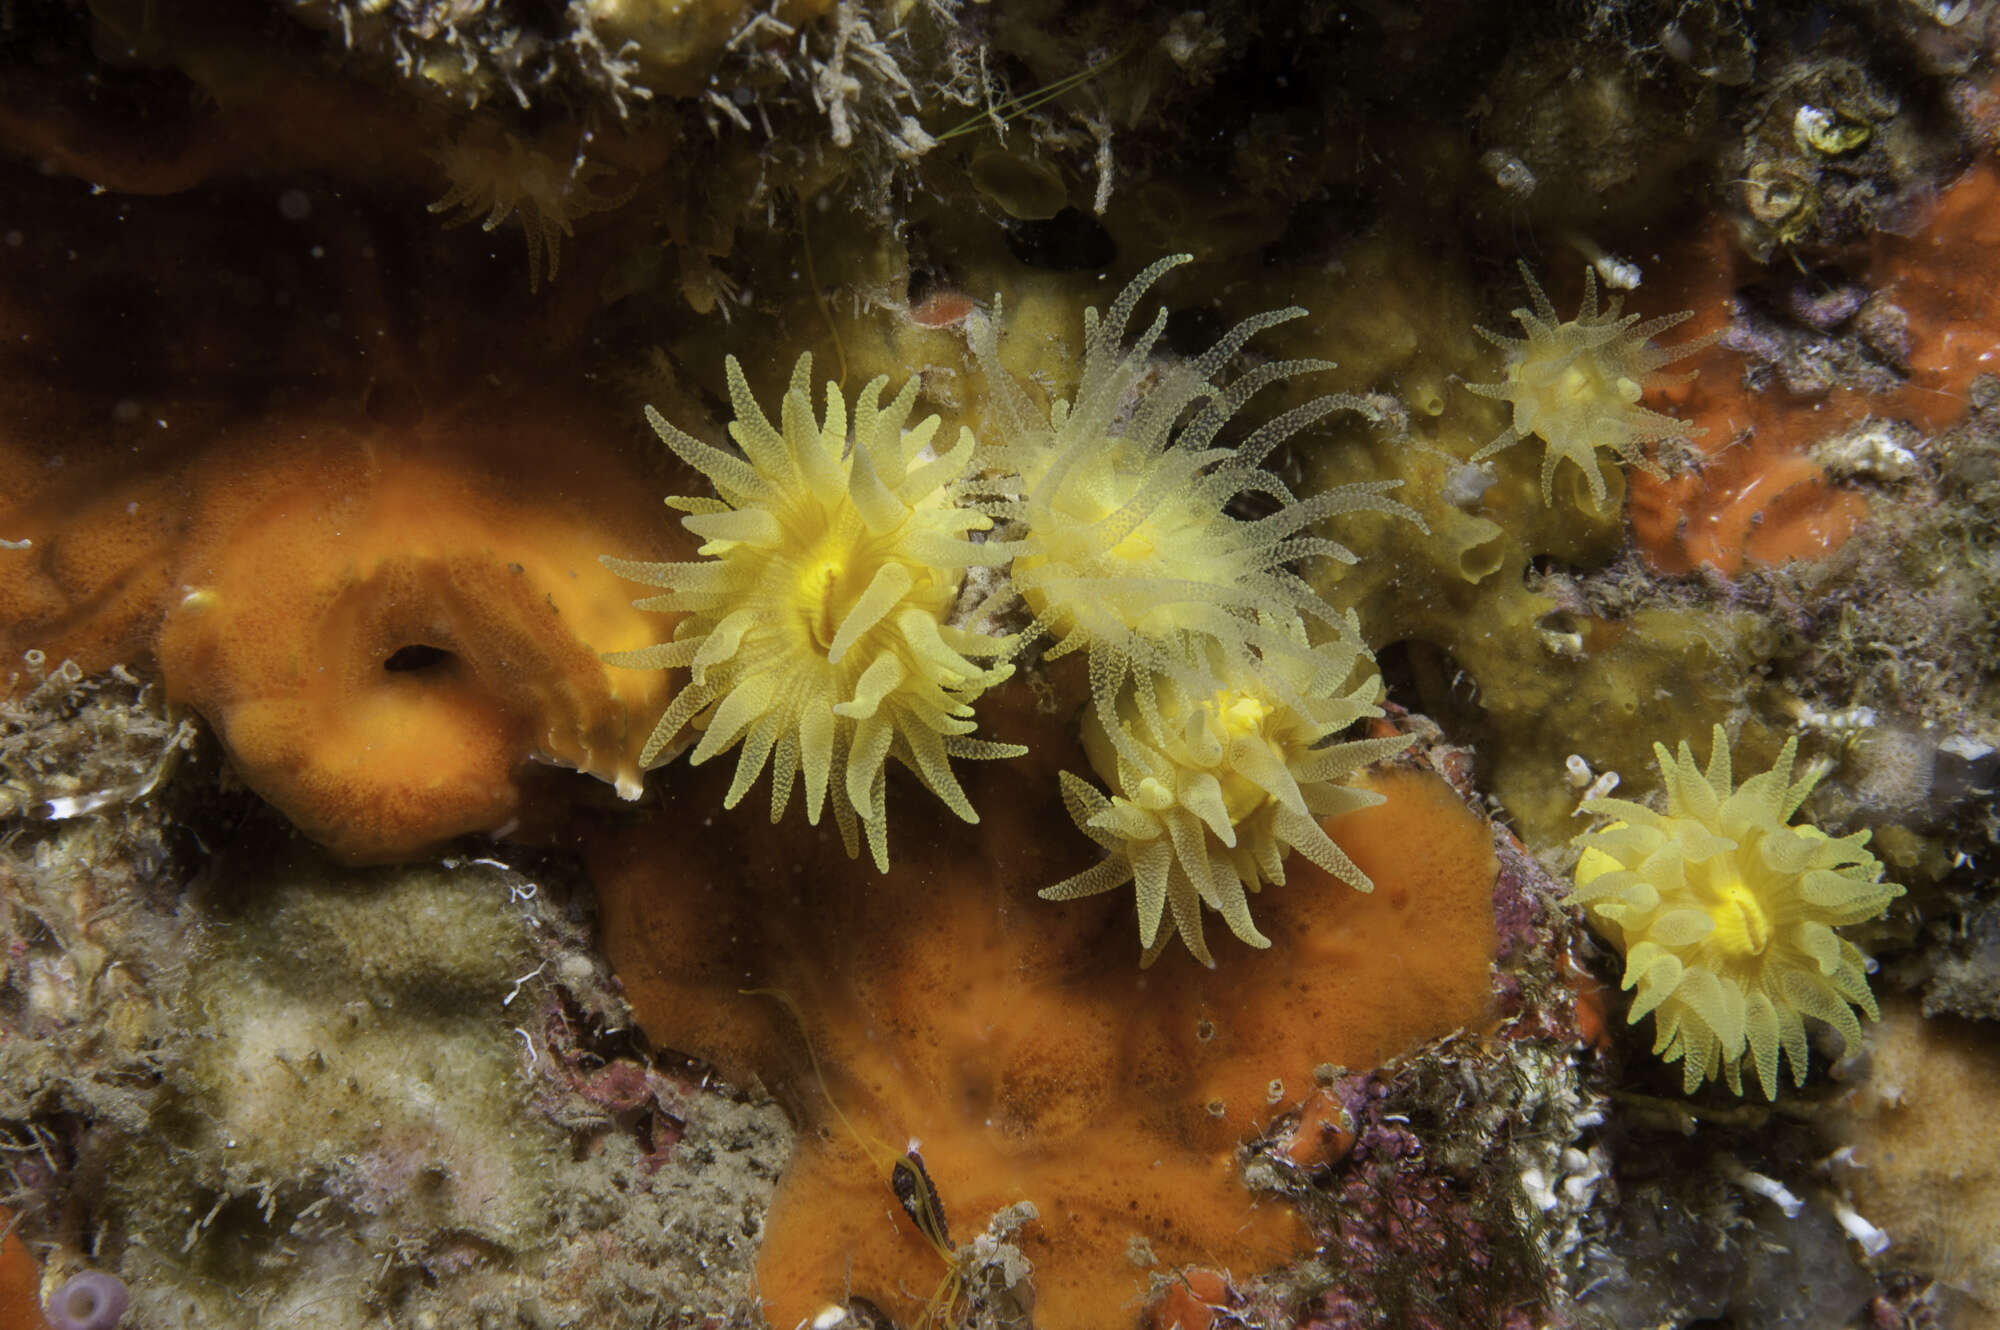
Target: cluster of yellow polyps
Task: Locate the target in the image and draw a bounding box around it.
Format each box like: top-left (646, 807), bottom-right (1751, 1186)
top-left (604, 255), bottom-right (1421, 962)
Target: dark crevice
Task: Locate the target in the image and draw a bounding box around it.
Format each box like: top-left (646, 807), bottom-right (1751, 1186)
top-left (1002, 206), bottom-right (1116, 272)
top-left (384, 644), bottom-right (455, 673)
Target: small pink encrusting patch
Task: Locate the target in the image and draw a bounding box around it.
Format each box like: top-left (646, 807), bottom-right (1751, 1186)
top-left (908, 290), bottom-right (978, 329)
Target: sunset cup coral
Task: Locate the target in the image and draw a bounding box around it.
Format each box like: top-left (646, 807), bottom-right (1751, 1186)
top-left (602, 354), bottom-right (1021, 871)
top-left (961, 255), bottom-right (1422, 957)
top-left (1045, 615), bottom-right (1410, 966)
top-left (429, 127), bottom-right (634, 291)
top-left (1465, 262), bottom-right (1711, 509)
top-left (1571, 725), bottom-right (1903, 1098)
top-left (970, 254), bottom-right (1420, 756)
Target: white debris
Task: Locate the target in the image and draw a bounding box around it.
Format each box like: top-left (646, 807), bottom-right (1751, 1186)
top-left (1480, 149), bottom-right (1538, 199)
top-left (1521, 1164), bottom-right (1559, 1212)
top-left (1828, 1195), bottom-right (1892, 1255)
top-left (1794, 105), bottom-right (1838, 152)
top-left (1727, 1162), bottom-right (1805, 1218)
top-left (1794, 702), bottom-right (1880, 737)
top-left (1591, 252), bottom-right (1643, 291)
top-left (1813, 419), bottom-right (1924, 483)
top-left (1441, 462), bottom-right (1500, 510)
top-left (1559, 1146), bottom-right (1608, 1208)
top-left (1940, 734), bottom-right (1995, 763)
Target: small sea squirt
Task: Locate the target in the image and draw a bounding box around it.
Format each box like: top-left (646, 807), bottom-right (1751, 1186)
top-left (43, 1271), bottom-right (128, 1330)
top-left (602, 354), bottom-right (1021, 871)
top-left (1465, 262), bottom-right (1713, 509)
top-left (1572, 724), bottom-right (1903, 1098)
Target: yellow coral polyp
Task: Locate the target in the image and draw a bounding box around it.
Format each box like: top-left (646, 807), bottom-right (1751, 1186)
top-left (428, 128), bottom-right (633, 292)
top-left (1043, 616), bottom-right (1410, 966)
top-left (1572, 725), bottom-right (1904, 1099)
top-left (602, 354), bottom-right (1022, 871)
top-left (1465, 262), bottom-right (1709, 509)
top-left (971, 255), bottom-right (1419, 742)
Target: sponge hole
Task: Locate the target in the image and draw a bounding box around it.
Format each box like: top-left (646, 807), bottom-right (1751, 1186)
top-left (1002, 207), bottom-right (1116, 272)
top-left (384, 644), bottom-right (455, 673)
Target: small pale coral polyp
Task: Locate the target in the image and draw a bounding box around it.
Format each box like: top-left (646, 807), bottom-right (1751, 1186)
top-left (1045, 619), bottom-right (1409, 965)
top-left (972, 254), bottom-right (1417, 727)
top-left (603, 354), bottom-right (1019, 871)
top-left (1572, 725), bottom-right (1902, 1098)
top-left (428, 126), bottom-right (634, 291)
top-left (1466, 263), bottom-right (1708, 509)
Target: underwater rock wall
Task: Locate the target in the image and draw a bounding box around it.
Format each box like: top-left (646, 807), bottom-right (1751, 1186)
top-left (0, 666), bottom-right (790, 1329)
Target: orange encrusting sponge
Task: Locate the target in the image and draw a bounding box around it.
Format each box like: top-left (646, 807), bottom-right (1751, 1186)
top-left (1868, 158), bottom-right (2000, 419)
top-left (1629, 160), bottom-right (2000, 578)
top-left (0, 1216), bottom-right (49, 1330)
top-left (588, 696), bottom-right (1499, 1330)
top-left (2, 396), bottom-right (681, 863)
top-left (1625, 219), bottom-right (1864, 577)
